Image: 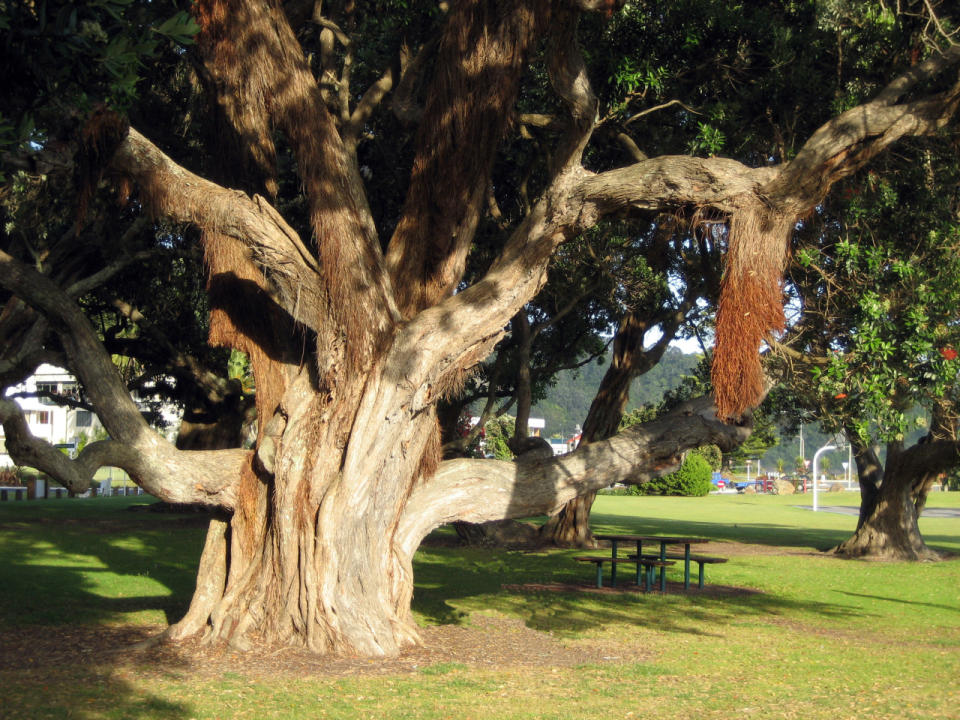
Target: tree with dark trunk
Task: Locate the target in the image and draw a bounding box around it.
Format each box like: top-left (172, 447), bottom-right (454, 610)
top-left (3, 0), bottom-right (960, 655)
top-left (830, 399), bottom-right (958, 560)
top-left (773, 138), bottom-right (960, 560)
top-left (541, 221), bottom-right (721, 546)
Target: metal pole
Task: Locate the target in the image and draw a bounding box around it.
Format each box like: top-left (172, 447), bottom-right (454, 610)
top-left (848, 443), bottom-right (853, 487)
top-left (812, 444), bottom-right (836, 512)
top-left (799, 422), bottom-right (805, 465)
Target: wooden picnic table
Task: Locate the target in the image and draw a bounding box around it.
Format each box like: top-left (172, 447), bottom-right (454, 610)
top-left (593, 534), bottom-right (710, 591)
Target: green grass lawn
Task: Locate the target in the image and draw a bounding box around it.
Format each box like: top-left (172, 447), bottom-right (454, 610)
top-left (0, 492), bottom-right (957, 719)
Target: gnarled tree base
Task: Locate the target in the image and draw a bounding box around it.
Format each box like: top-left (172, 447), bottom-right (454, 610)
top-left (538, 491), bottom-right (598, 548)
top-left (832, 493), bottom-right (941, 561)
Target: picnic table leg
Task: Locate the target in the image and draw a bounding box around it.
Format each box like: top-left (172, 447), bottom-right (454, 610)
top-left (595, 562), bottom-right (604, 589)
top-left (634, 541), bottom-right (643, 587)
top-left (684, 544), bottom-right (691, 590)
top-left (698, 562), bottom-right (705, 589)
top-left (610, 539), bottom-right (618, 587)
top-left (659, 543), bottom-right (667, 592)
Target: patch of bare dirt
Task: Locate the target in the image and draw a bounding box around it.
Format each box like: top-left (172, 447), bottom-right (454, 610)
top-left (0, 615), bottom-right (648, 680)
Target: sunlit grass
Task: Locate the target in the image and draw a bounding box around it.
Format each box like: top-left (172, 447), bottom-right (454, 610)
top-left (0, 492), bottom-right (957, 719)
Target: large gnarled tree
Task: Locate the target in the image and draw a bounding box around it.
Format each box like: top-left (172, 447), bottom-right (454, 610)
top-left (2, 0), bottom-right (960, 655)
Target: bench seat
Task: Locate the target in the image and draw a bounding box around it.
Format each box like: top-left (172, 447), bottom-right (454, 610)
top-left (573, 555), bottom-right (674, 591)
top-left (629, 553), bottom-right (728, 588)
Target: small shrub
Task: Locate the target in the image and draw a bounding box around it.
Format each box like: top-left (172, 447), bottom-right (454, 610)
top-left (690, 444), bottom-right (722, 471)
top-left (635, 453), bottom-right (713, 496)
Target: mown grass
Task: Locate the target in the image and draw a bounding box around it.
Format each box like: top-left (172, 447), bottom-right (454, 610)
top-left (0, 492), bottom-right (958, 719)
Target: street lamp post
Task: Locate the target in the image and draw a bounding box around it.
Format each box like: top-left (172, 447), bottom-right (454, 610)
top-left (812, 443), bottom-right (836, 512)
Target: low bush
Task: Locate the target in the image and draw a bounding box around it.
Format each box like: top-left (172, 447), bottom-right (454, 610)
top-left (634, 453), bottom-right (713, 496)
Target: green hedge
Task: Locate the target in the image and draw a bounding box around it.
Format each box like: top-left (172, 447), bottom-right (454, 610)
top-left (634, 453), bottom-right (713, 496)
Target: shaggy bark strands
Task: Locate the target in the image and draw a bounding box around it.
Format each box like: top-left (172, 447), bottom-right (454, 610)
top-left (193, 0), bottom-right (280, 197)
top-left (194, 0), bottom-right (397, 371)
top-left (386, 0), bottom-right (549, 318)
top-left (712, 203), bottom-right (793, 419)
top-left (203, 229), bottom-right (292, 432)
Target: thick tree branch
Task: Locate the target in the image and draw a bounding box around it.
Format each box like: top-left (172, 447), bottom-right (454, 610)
top-left (194, 0), bottom-right (398, 367)
top-left (110, 299), bottom-right (240, 407)
top-left (343, 66), bottom-right (395, 149)
top-left (0, 398), bottom-right (128, 491)
top-left (765, 47), bottom-right (960, 208)
top-left (110, 128), bottom-right (327, 335)
top-left (888, 438), bottom-right (960, 485)
top-left (0, 249), bottom-right (243, 507)
top-left (575, 156), bottom-right (778, 216)
top-left (385, 0), bottom-right (546, 318)
top-left (398, 395), bottom-right (751, 554)
top-left (546, 5), bottom-right (598, 173)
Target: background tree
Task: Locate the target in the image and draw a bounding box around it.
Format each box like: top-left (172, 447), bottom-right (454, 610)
top-left (541, 219), bottom-right (722, 545)
top-left (772, 138), bottom-right (960, 560)
top-left (2, 0), bottom-right (959, 657)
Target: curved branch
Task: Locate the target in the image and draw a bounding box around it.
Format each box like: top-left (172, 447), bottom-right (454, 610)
top-left (398, 395), bottom-right (751, 555)
top-left (0, 398), bottom-right (244, 506)
top-left (343, 66), bottom-right (395, 149)
top-left (888, 438), bottom-right (960, 486)
top-left (0, 249), bottom-right (242, 507)
top-left (110, 299), bottom-right (237, 407)
top-left (546, 5), bottom-right (598, 172)
top-left (576, 156), bottom-right (777, 215)
top-left (766, 47), bottom-right (960, 209)
top-left (110, 128), bottom-right (327, 335)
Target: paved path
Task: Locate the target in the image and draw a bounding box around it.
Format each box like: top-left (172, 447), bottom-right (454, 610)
top-left (795, 505), bottom-right (960, 518)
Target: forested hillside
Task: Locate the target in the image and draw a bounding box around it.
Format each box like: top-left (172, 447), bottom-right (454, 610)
top-left (533, 346), bottom-right (701, 436)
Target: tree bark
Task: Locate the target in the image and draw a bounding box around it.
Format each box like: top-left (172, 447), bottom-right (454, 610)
top-left (4, 0), bottom-right (959, 659)
top-left (540, 294), bottom-right (689, 546)
top-left (834, 435), bottom-right (959, 561)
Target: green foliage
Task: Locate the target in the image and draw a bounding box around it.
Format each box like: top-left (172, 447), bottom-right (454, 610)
top-left (532, 348), bottom-right (701, 434)
top-left (634, 453), bottom-right (713, 496)
top-left (0, 0), bottom-right (198, 136)
top-left (690, 444), bottom-right (722, 471)
top-left (481, 417), bottom-right (514, 461)
top-left (782, 141), bottom-right (960, 452)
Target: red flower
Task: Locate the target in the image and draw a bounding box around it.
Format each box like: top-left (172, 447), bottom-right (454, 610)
top-left (834, 393), bottom-right (847, 399)
top-left (940, 347), bottom-right (958, 361)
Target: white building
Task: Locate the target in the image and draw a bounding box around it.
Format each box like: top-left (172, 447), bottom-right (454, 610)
top-left (0, 364), bottom-right (181, 468)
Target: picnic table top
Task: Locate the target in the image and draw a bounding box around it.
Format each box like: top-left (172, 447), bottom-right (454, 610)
top-left (593, 533), bottom-right (709, 545)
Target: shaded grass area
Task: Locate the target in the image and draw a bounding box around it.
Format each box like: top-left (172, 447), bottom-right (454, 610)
top-left (0, 496), bottom-right (205, 626)
top-left (0, 493), bottom-right (958, 718)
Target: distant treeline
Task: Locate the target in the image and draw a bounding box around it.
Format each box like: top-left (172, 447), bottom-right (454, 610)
top-left (532, 346), bottom-right (700, 437)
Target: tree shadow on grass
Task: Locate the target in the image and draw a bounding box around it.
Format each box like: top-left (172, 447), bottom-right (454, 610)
top-left (411, 543), bottom-right (868, 639)
top-left (835, 590), bottom-right (960, 613)
top-left (0, 497), bottom-right (205, 628)
top-left (0, 498), bottom-right (210, 719)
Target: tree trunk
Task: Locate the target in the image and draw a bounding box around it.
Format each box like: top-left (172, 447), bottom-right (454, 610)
top-left (540, 311), bottom-right (661, 547)
top-left (834, 436), bottom-right (942, 561)
top-left (539, 489), bottom-right (597, 546)
top-left (833, 470), bottom-right (940, 561)
top-left (168, 363), bottom-right (441, 656)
